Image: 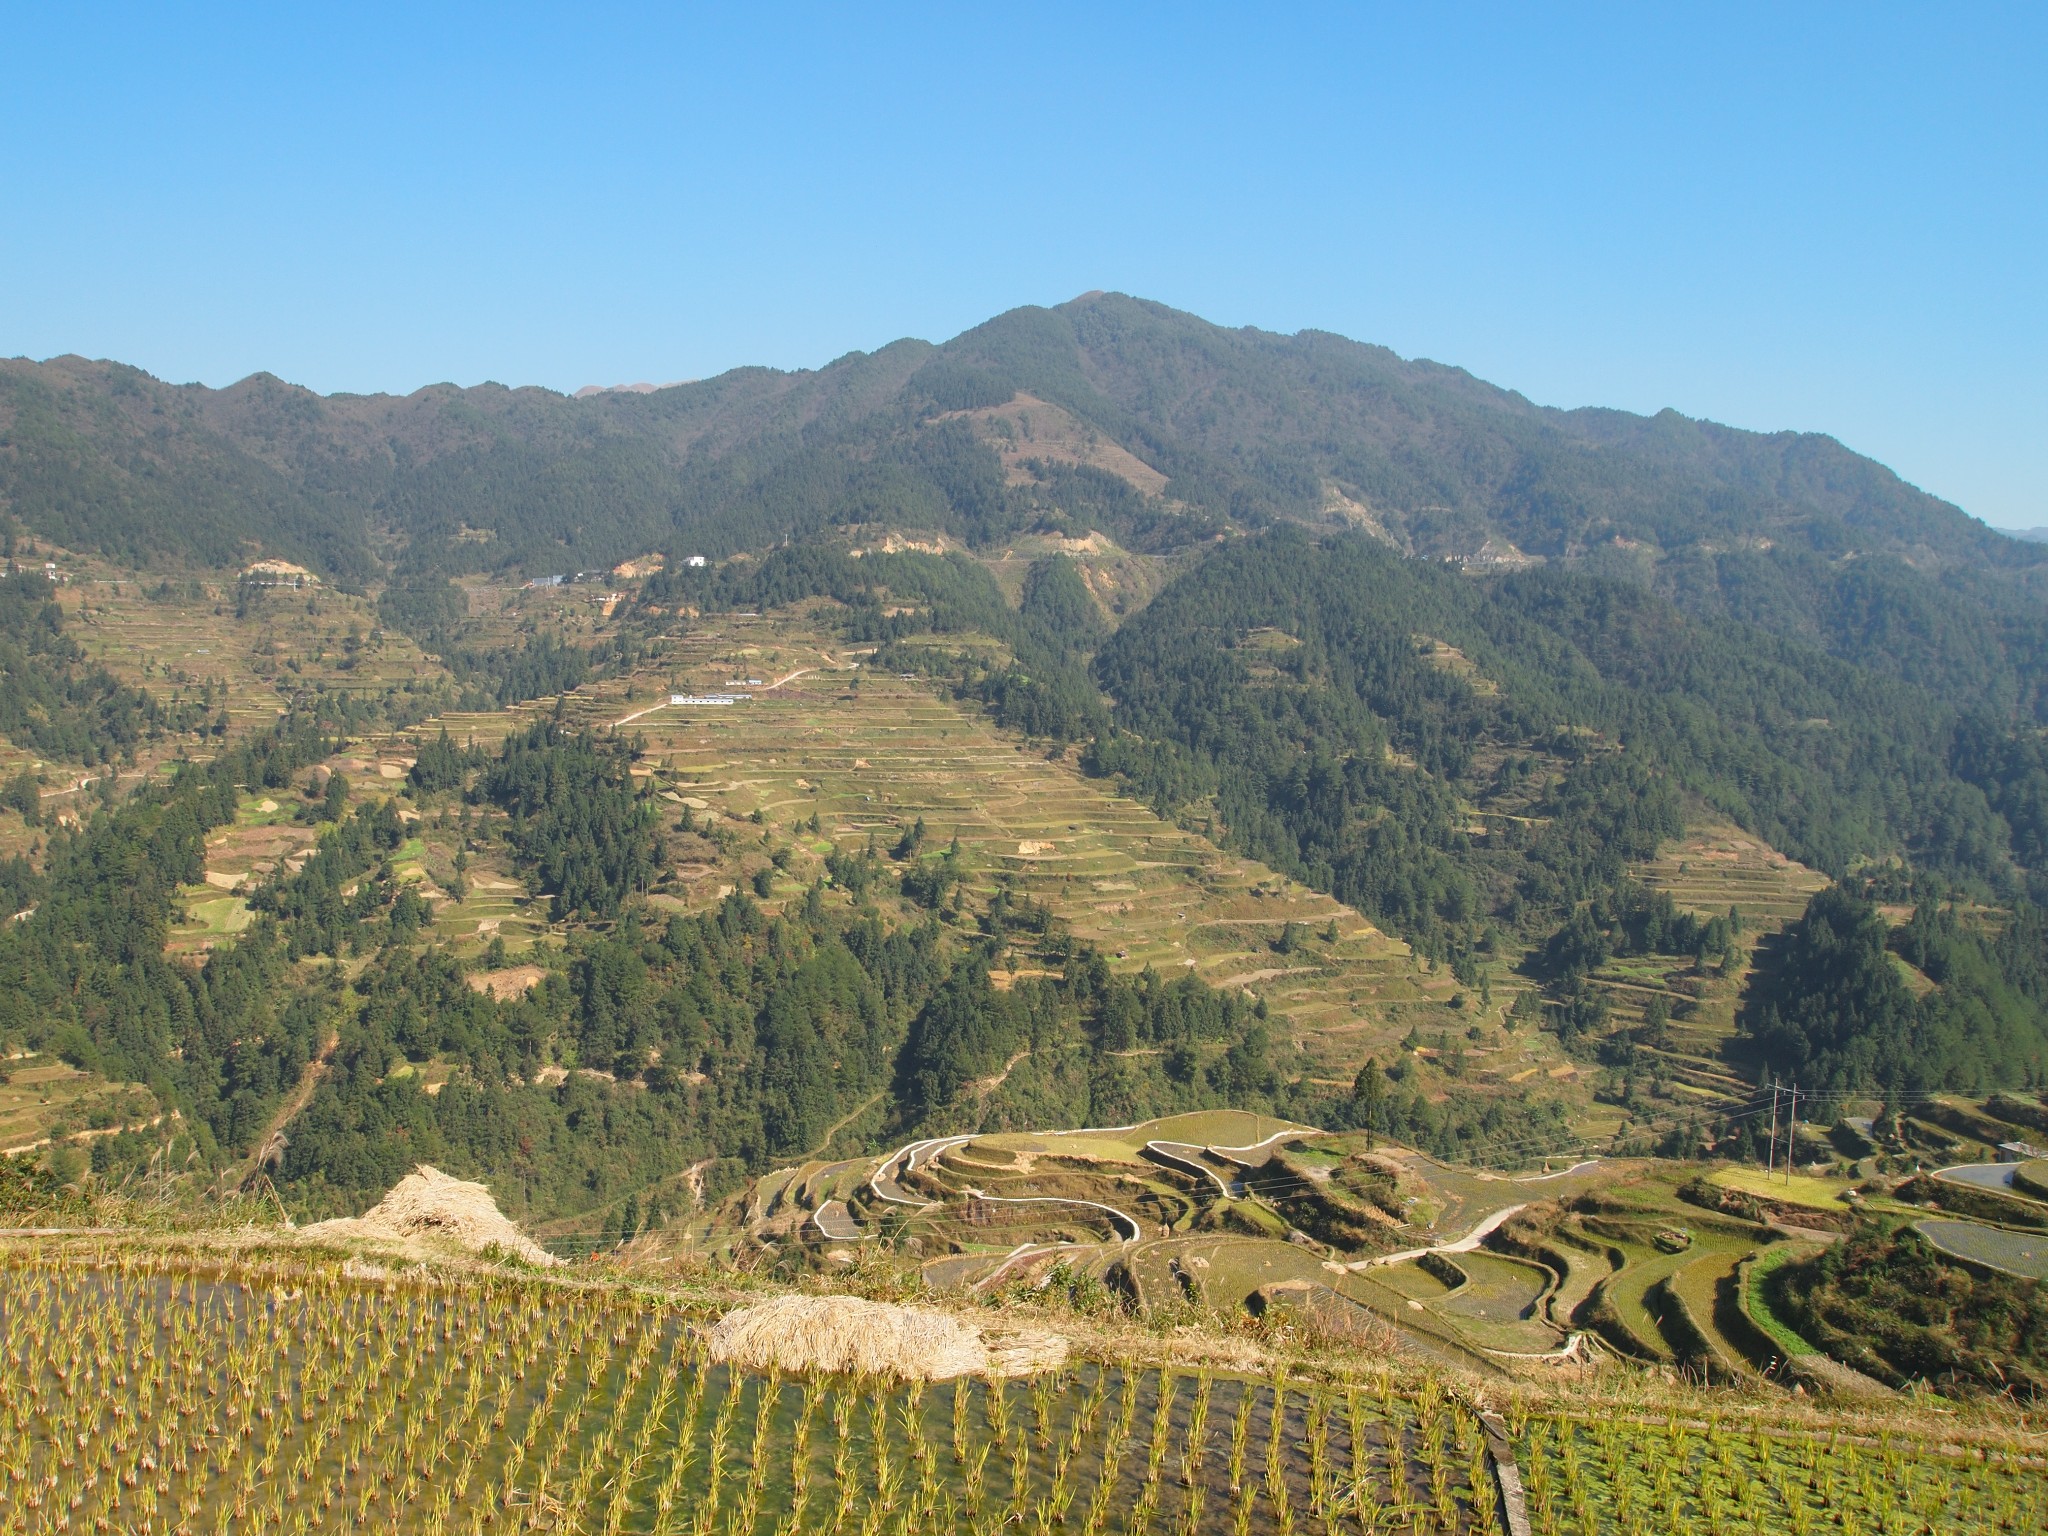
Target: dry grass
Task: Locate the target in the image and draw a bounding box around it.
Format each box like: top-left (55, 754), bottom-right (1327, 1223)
top-left (703, 1293), bottom-right (1068, 1380)
top-left (302, 1164), bottom-right (557, 1265)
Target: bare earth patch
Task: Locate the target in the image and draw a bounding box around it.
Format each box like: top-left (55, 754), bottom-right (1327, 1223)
top-left (467, 965), bottom-right (547, 1000)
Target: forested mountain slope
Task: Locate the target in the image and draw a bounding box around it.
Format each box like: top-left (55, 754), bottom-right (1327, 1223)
top-left (1072, 528), bottom-right (2048, 1088)
top-left (7, 296), bottom-right (2042, 704)
top-left (1092, 529), bottom-right (2047, 915)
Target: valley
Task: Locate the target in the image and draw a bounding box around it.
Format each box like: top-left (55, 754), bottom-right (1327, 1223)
top-left (1, 295), bottom-right (2046, 1528)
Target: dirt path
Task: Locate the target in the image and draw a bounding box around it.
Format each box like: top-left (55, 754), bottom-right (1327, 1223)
top-left (1185, 914), bottom-right (1350, 928)
top-left (684, 1157), bottom-right (715, 1209)
top-left (610, 664), bottom-right (824, 731)
top-left (1506, 1159), bottom-right (1602, 1183)
top-left (970, 1048), bottom-right (1032, 1095)
top-left (238, 1031), bottom-right (339, 1187)
top-left (1, 1115), bottom-right (167, 1158)
top-left (1350, 1201), bottom-right (1529, 1269)
top-left (969, 1241), bottom-right (1067, 1292)
top-left (804, 1092), bottom-right (883, 1160)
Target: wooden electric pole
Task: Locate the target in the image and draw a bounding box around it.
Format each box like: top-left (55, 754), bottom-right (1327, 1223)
top-left (1767, 1081), bottom-right (1780, 1182)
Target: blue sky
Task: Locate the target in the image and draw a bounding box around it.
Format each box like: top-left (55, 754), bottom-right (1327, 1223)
top-left (3, 4), bottom-right (2043, 528)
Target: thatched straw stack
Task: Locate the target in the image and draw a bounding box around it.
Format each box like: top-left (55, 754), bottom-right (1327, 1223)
top-left (304, 1165), bottom-right (558, 1266)
top-left (704, 1294), bottom-right (1065, 1380)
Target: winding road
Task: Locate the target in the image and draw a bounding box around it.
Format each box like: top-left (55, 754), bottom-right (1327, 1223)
top-left (865, 1133), bottom-right (1147, 1241)
top-left (1348, 1201), bottom-right (1530, 1270)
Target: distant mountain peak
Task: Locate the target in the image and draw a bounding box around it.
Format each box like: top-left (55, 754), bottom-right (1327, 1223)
top-left (3, 296), bottom-right (2040, 599)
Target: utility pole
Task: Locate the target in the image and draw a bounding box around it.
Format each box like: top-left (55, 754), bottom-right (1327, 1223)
top-left (1767, 1080), bottom-right (1780, 1182)
top-left (1786, 1082), bottom-right (1798, 1183)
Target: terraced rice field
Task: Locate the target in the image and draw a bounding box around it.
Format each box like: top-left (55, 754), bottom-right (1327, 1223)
top-left (1661, 1246), bottom-right (1749, 1372)
top-left (1915, 1218), bottom-right (2048, 1280)
top-left (0, 1056), bottom-right (157, 1159)
top-left (1514, 1409), bottom-right (2037, 1536)
top-left (885, 1113), bottom-right (1310, 1285)
top-left (61, 578), bottom-right (446, 744)
top-left (160, 772), bottom-right (547, 961)
top-left (3, 1243), bottom-right (1524, 1535)
top-left (1564, 823), bottom-right (1835, 1116)
top-left (1431, 1254), bottom-right (1552, 1340)
top-left (1633, 824), bottom-right (1828, 929)
top-left (167, 796), bottom-right (318, 955)
top-left (767, 1114), bottom-right (1640, 1380)
top-left (1735, 1244), bottom-right (1824, 1358)
top-left (5, 1205), bottom-right (2041, 1532)
top-left (499, 612), bottom-right (1574, 1087)
top-left (1707, 1167), bottom-right (1853, 1213)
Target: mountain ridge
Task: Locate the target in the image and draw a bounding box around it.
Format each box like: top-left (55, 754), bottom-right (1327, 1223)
top-left (4, 296), bottom-right (2042, 731)
top-left (6, 293), bottom-right (2034, 573)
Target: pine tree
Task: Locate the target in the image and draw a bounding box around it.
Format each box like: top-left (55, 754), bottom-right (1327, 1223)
top-left (1351, 1058), bottom-right (1387, 1149)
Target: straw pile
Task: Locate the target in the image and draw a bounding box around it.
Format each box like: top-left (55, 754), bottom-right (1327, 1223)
top-left (704, 1294), bottom-right (1066, 1380)
top-left (304, 1165), bottom-right (558, 1266)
